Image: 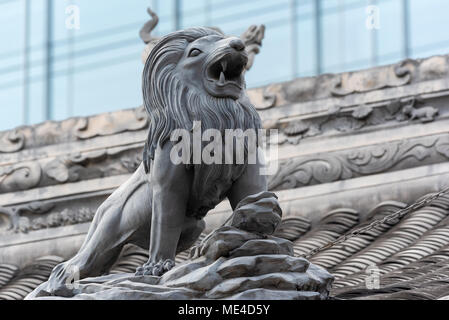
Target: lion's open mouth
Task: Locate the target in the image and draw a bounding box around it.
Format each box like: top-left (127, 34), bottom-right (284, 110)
top-left (204, 51), bottom-right (247, 99)
top-left (207, 54), bottom-right (246, 87)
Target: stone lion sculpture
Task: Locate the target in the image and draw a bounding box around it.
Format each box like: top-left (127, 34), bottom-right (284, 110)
top-left (34, 27), bottom-right (280, 296)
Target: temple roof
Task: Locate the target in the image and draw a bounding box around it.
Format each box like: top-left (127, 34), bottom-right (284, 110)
top-left (2, 193), bottom-right (449, 300)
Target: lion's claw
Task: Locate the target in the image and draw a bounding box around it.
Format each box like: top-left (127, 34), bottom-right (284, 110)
top-left (135, 259), bottom-right (175, 276)
top-left (162, 259), bottom-right (175, 271)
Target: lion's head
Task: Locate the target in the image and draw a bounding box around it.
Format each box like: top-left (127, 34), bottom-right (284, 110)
top-left (142, 27), bottom-right (261, 172)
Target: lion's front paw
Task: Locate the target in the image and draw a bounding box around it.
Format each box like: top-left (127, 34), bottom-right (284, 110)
top-left (27, 262), bottom-right (78, 298)
top-left (135, 259), bottom-right (175, 276)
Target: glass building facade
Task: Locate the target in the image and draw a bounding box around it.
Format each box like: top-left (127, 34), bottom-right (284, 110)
top-left (1, 0), bottom-right (449, 131)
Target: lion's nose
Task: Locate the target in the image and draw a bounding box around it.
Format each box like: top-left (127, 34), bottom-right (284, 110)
top-left (229, 38), bottom-right (245, 51)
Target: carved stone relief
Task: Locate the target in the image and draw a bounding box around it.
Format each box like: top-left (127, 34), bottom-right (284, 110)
top-left (249, 56), bottom-right (447, 109)
top-left (0, 162), bottom-right (42, 193)
top-left (74, 107), bottom-right (148, 140)
top-left (0, 56), bottom-right (447, 155)
top-left (419, 56), bottom-right (449, 81)
top-left (0, 201), bottom-right (54, 233)
top-left (268, 136), bottom-right (449, 191)
top-left (330, 60), bottom-right (413, 97)
top-left (3, 134), bottom-right (447, 234)
top-left (248, 84), bottom-right (283, 111)
top-left (0, 130), bottom-right (25, 153)
top-left (0, 109), bottom-right (148, 156)
top-left (0, 193), bottom-right (106, 234)
top-left (0, 145), bottom-right (143, 194)
top-left (275, 96), bottom-right (440, 146)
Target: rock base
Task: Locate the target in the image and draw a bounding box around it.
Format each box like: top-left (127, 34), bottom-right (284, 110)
top-left (30, 225), bottom-right (333, 300)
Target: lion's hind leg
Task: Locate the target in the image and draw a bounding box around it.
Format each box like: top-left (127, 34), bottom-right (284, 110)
top-left (29, 164), bottom-right (152, 298)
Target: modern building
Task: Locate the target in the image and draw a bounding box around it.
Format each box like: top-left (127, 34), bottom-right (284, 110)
top-left (1, 0), bottom-right (449, 131)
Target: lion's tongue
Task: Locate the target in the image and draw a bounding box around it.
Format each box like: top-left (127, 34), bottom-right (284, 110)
top-left (218, 71), bottom-right (226, 85)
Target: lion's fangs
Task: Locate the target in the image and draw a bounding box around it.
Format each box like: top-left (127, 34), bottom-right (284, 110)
top-left (206, 52), bottom-right (246, 90)
top-left (221, 60), bottom-right (227, 72)
top-left (218, 72), bottom-right (226, 85)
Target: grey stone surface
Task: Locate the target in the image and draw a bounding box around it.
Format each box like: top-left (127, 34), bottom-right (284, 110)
top-left (27, 222), bottom-right (333, 300)
top-left (228, 191), bottom-right (282, 235)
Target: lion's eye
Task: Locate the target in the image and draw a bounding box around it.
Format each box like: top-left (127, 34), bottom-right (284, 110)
top-left (188, 48), bottom-right (202, 57)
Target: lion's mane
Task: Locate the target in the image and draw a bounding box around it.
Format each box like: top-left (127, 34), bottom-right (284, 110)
top-left (142, 27), bottom-right (262, 216)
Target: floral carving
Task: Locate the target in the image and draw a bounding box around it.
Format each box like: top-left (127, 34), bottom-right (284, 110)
top-left (330, 60), bottom-right (412, 97)
top-left (436, 139), bottom-right (449, 158)
top-left (0, 129), bottom-right (25, 153)
top-left (0, 200), bottom-right (97, 234)
top-left (277, 96), bottom-right (439, 146)
top-left (74, 107), bottom-right (148, 140)
top-left (351, 105), bottom-right (373, 120)
top-left (43, 150), bottom-right (108, 183)
top-left (268, 138), bottom-right (439, 191)
top-left (0, 201), bottom-right (54, 233)
top-left (0, 162), bottom-right (42, 192)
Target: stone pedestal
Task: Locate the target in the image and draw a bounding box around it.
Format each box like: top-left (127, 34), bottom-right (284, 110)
top-left (28, 223), bottom-right (333, 300)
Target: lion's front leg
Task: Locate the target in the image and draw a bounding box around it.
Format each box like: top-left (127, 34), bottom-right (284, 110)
top-left (136, 143), bottom-right (192, 276)
top-left (227, 150), bottom-right (268, 210)
top-left (135, 189), bottom-right (186, 276)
